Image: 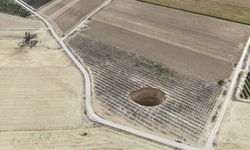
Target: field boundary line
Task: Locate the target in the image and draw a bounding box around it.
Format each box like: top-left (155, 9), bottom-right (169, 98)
top-left (136, 0), bottom-right (250, 26)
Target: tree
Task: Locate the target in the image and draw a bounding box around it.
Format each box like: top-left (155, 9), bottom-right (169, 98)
top-left (218, 80), bottom-right (225, 86)
top-left (18, 32), bottom-right (38, 48)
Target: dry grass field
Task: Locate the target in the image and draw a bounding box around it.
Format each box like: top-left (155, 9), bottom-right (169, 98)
top-left (216, 101), bottom-right (250, 150)
top-left (83, 0), bottom-right (250, 82)
top-left (0, 12), bottom-right (44, 28)
top-left (0, 126), bottom-right (173, 150)
top-left (0, 29), bottom-right (83, 130)
top-left (38, 0), bottom-right (104, 35)
top-left (138, 0), bottom-right (250, 25)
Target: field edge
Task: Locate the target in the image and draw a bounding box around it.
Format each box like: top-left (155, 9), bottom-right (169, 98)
top-left (136, 0), bottom-right (250, 26)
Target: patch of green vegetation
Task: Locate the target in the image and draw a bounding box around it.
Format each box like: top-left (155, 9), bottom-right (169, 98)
top-left (0, 0), bottom-right (31, 17)
top-left (23, 0), bottom-right (52, 9)
top-left (217, 80), bottom-right (225, 86)
top-left (136, 57), bottom-right (174, 76)
top-left (137, 0), bottom-right (250, 25)
top-left (211, 112), bottom-right (218, 123)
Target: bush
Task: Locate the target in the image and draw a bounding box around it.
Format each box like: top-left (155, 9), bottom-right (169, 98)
top-left (217, 80), bottom-right (225, 86)
top-left (211, 112), bottom-right (217, 122)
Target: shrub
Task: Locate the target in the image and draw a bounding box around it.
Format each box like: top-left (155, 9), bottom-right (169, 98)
top-left (217, 80), bottom-right (225, 86)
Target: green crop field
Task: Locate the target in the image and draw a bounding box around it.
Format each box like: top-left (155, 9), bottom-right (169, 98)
top-left (137, 0), bottom-right (250, 25)
top-left (0, 0), bottom-right (30, 17)
top-left (23, 0), bottom-right (52, 9)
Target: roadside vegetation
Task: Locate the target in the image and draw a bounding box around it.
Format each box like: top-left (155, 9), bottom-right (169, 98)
top-left (0, 0), bottom-right (30, 17)
top-left (137, 0), bottom-right (250, 25)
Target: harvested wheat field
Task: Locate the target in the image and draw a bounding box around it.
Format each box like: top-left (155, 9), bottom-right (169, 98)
top-left (84, 0), bottom-right (250, 82)
top-left (216, 101), bottom-right (250, 150)
top-left (138, 0), bottom-right (250, 25)
top-left (0, 12), bottom-right (44, 28)
top-left (38, 0), bottom-right (105, 35)
top-left (0, 29), bottom-right (83, 130)
top-left (0, 126), bottom-right (173, 150)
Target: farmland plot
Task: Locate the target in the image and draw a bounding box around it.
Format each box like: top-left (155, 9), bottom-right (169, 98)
top-left (68, 35), bottom-right (221, 146)
top-left (138, 0), bottom-right (250, 25)
top-left (38, 0), bottom-right (105, 35)
top-left (83, 0), bottom-right (250, 82)
top-left (23, 0), bottom-right (53, 9)
top-left (0, 29), bottom-right (83, 130)
top-left (65, 0), bottom-right (250, 146)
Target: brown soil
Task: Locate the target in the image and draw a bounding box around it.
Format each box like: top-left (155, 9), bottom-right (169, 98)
top-left (130, 88), bottom-right (166, 106)
top-left (82, 0), bottom-right (250, 81)
top-left (38, 0), bottom-right (104, 35)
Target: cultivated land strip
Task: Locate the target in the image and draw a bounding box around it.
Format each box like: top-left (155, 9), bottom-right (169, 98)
top-left (137, 0), bottom-right (250, 25)
top-left (42, 0), bottom-right (72, 15)
top-left (49, 0), bottom-right (80, 19)
top-left (22, 0), bottom-right (53, 9)
top-left (87, 0), bottom-right (250, 81)
top-left (38, 0), bottom-right (105, 35)
top-left (0, 12), bottom-right (44, 29)
top-left (68, 35), bottom-right (221, 145)
top-left (83, 20), bottom-right (233, 82)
